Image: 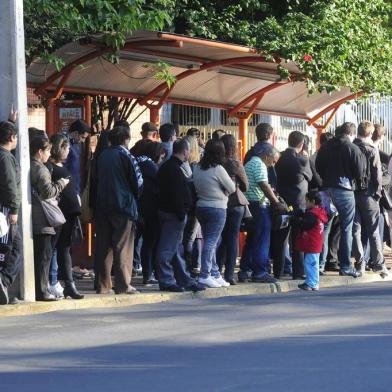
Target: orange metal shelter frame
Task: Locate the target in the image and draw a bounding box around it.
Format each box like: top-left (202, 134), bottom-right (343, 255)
top-left (30, 31), bottom-right (362, 156)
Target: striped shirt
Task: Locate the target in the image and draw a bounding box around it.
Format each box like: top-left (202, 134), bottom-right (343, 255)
top-left (244, 156), bottom-right (269, 205)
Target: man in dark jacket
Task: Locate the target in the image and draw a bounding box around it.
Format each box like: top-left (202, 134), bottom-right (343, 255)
top-left (156, 138), bottom-right (203, 292)
top-left (95, 126), bottom-right (143, 295)
top-left (352, 121), bottom-right (387, 276)
top-left (0, 121), bottom-right (22, 304)
top-left (316, 122), bottom-right (365, 277)
top-left (273, 131), bottom-right (312, 279)
top-left (64, 119), bottom-right (91, 195)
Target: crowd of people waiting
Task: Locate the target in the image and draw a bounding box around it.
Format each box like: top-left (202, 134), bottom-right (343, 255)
top-left (0, 112), bottom-right (390, 304)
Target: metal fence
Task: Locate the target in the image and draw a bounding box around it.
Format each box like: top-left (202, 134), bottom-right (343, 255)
top-left (160, 95), bottom-right (392, 155)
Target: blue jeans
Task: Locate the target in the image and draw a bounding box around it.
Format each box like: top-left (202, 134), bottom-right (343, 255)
top-left (327, 188), bottom-right (355, 272)
top-left (196, 207), bottom-right (226, 279)
top-left (240, 203), bottom-right (271, 278)
top-left (304, 253), bottom-right (320, 289)
top-left (217, 205), bottom-right (245, 281)
top-left (49, 249), bottom-right (58, 286)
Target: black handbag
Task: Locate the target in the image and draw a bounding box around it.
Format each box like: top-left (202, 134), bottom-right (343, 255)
top-left (71, 217), bottom-right (84, 245)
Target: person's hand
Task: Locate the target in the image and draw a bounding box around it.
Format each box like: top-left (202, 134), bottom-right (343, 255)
top-left (275, 202), bottom-right (288, 214)
top-left (9, 214), bottom-right (18, 225)
top-left (61, 178), bottom-right (70, 187)
top-left (8, 105), bottom-right (18, 123)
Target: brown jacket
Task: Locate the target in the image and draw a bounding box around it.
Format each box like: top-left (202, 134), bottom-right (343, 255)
top-left (30, 159), bottom-right (67, 235)
top-left (224, 158), bottom-right (249, 207)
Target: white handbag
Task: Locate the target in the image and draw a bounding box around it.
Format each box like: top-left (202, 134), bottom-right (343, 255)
top-left (0, 212), bottom-right (9, 238)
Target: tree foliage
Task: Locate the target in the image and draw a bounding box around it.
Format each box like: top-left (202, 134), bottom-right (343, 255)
top-left (24, 0), bottom-right (392, 98)
top-left (174, 0), bottom-right (392, 94)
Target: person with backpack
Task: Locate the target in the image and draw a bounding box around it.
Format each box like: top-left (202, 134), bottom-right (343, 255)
top-left (352, 122), bottom-right (388, 277)
top-left (316, 123), bottom-right (365, 278)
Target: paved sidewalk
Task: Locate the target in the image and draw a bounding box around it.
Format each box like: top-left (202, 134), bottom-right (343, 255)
top-left (1, 270), bottom-right (390, 317)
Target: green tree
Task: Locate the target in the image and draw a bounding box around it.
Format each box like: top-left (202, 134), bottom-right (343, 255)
top-left (174, 0), bottom-right (392, 94)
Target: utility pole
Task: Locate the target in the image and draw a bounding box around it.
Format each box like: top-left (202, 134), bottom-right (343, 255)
top-left (0, 0), bottom-right (35, 301)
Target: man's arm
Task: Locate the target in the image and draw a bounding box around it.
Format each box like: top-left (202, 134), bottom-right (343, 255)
top-left (259, 181), bottom-right (287, 212)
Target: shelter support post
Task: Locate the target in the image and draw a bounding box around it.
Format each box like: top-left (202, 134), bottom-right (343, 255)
top-left (238, 117), bottom-right (248, 161)
top-left (46, 98), bottom-right (56, 137)
top-left (149, 107), bottom-right (160, 126)
top-left (0, 0), bottom-right (35, 301)
top-left (84, 95), bottom-right (93, 258)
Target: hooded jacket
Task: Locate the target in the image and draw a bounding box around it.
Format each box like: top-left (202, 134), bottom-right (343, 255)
top-left (295, 206), bottom-right (328, 254)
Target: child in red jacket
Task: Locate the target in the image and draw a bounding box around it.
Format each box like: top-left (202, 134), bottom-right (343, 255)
top-left (295, 191), bottom-right (328, 291)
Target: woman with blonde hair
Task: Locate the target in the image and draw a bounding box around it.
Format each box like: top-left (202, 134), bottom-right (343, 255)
top-left (181, 136), bottom-right (202, 274)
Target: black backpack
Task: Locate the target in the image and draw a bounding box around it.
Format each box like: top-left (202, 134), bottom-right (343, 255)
top-left (355, 143), bottom-right (372, 191)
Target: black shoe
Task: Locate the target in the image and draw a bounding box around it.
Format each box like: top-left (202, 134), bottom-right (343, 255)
top-left (8, 297), bottom-right (21, 305)
top-left (0, 277), bottom-right (9, 305)
top-left (319, 271), bottom-right (326, 276)
top-left (185, 283), bottom-right (206, 292)
top-left (339, 269), bottom-right (362, 278)
top-left (226, 279), bottom-right (237, 286)
top-left (293, 275), bottom-right (306, 280)
top-left (237, 270), bottom-right (251, 283)
top-left (325, 263), bottom-right (340, 272)
top-left (63, 282), bottom-right (84, 300)
top-left (160, 285), bottom-right (185, 293)
top-left (298, 283), bottom-right (312, 291)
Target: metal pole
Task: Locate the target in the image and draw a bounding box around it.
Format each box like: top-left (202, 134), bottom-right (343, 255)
top-left (0, 0), bottom-right (35, 301)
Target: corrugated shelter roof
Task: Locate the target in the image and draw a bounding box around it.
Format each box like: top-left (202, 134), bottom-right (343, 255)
top-left (27, 30), bottom-right (359, 124)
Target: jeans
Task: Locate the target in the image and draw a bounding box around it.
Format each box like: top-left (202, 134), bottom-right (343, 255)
top-left (156, 211), bottom-right (194, 288)
top-left (196, 207), bottom-right (227, 279)
top-left (240, 203), bottom-right (271, 278)
top-left (352, 193), bottom-right (383, 271)
top-left (49, 249), bottom-right (58, 286)
top-left (304, 253), bottom-right (320, 289)
top-left (183, 215), bottom-right (202, 271)
top-left (217, 205), bottom-right (245, 281)
top-left (327, 188), bottom-right (355, 272)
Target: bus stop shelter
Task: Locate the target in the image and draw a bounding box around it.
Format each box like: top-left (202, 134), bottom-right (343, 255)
top-left (27, 30), bottom-right (362, 156)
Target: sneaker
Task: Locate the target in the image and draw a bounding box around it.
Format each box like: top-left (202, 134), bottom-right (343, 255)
top-left (237, 270), bottom-right (252, 283)
top-left (214, 276), bottom-right (230, 287)
top-left (252, 273), bottom-right (277, 284)
top-left (199, 276), bottom-right (222, 288)
top-left (48, 282), bottom-right (64, 298)
top-left (0, 277), bottom-right (9, 305)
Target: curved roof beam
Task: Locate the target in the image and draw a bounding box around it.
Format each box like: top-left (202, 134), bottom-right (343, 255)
top-left (34, 39), bottom-right (183, 97)
top-left (138, 56), bottom-right (288, 107)
top-left (307, 91), bottom-right (364, 126)
top-left (228, 80), bottom-right (291, 118)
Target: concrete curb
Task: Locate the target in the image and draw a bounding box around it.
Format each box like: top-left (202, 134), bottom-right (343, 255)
top-left (1, 273), bottom-right (391, 317)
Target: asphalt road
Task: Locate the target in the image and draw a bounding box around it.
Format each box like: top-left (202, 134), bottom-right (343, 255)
top-left (1, 282), bottom-right (392, 392)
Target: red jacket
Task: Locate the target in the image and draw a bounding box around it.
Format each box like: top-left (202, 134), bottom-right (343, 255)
top-left (295, 207), bottom-right (328, 254)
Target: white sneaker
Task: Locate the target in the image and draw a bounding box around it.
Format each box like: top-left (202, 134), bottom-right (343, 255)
top-left (214, 276), bottom-right (230, 287)
top-left (199, 276), bottom-right (222, 288)
top-left (48, 282), bottom-right (64, 298)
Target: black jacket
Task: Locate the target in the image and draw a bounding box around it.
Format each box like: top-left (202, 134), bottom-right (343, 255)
top-left (0, 146), bottom-right (21, 214)
top-left (157, 156), bottom-right (191, 220)
top-left (353, 138), bottom-right (382, 198)
top-left (316, 136), bottom-right (365, 191)
top-left (275, 148), bottom-right (312, 210)
top-left (137, 156), bottom-right (159, 221)
top-left (47, 162), bottom-right (81, 216)
top-left (96, 145), bottom-right (143, 220)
